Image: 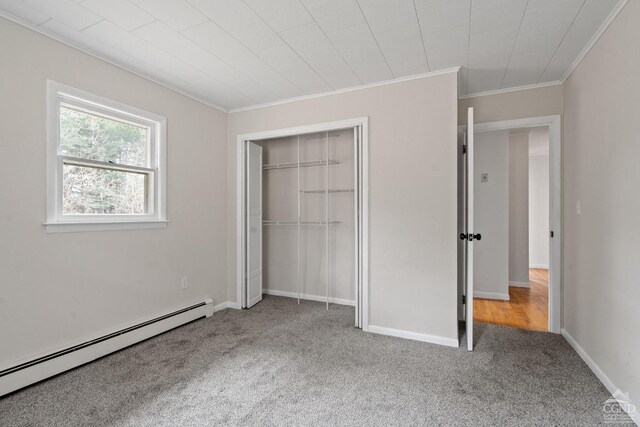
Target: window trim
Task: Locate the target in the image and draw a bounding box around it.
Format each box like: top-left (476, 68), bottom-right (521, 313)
top-left (45, 80), bottom-right (167, 232)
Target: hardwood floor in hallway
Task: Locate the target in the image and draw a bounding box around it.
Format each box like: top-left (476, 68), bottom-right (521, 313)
top-left (474, 268), bottom-right (548, 331)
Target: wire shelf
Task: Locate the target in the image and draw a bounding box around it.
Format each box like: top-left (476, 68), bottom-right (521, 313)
top-left (262, 220), bottom-right (342, 226)
top-left (262, 159), bottom-right (340, 170)
top-left (300, 189), bottom-right (354, 194)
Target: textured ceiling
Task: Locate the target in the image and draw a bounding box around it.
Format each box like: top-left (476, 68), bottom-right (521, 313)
top-left (0, 0), bottom-right (622, 110)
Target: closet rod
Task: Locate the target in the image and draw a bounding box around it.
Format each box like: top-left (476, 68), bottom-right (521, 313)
top-left (263, 159), bottom-right (339, 170)
top-left (263, 220), bottom-right (341, 226)
top-left (300, 189), bottom-right (354, 194)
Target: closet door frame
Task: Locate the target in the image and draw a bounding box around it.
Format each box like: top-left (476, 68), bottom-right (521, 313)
top-left (236, 117), bottom-right (370, 331)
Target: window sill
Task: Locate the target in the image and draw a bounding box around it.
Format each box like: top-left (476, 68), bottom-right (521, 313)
top-left (43, 220), bottom-right (169, 233)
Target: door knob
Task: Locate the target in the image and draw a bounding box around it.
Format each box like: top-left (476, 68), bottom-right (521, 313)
top-left (460, 233), bottom-right (482, 241)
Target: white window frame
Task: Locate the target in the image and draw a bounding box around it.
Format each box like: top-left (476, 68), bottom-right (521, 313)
top-left (45, 80), bottom-right (167, 233)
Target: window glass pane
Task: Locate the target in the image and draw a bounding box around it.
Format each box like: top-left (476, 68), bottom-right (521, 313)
top-left (60, 105), bottom-right (149, 167)
top-left (63, 165), bottom-right (147, 215)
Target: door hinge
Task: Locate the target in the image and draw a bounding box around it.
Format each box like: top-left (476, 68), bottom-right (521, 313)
top-left (550, 230), bottom-right (554, 238)
top-left (462, 295), bottom-right (466, 304)
top-left (462, 144), bottom-right (467, 154)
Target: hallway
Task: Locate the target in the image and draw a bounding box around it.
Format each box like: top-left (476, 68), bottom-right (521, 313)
top-left (474, 269), bottom-right (548, 331)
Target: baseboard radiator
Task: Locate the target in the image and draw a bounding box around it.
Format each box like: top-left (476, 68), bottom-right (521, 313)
top-left (0, 298), bottom-right (214, 397)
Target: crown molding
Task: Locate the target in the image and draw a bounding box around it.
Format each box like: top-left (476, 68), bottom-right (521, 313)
top-left (228, 67), bottom-right (461, 113)
top-left (459, 80), bottom-right (563, 100)
top-left (561, 0), bottom-right (629, 83)
top-left (0, 12), bottom-right (229, 113)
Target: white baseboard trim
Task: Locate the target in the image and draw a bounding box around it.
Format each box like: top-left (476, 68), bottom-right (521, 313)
top-left (529, 264), bottom-right (549, 269)
top-left (562, 329), bottom-right (639, 426)
top-left (212, 301), bottom-right (240, 311)
top-left (263, 289), bottom-right (355, 306)
top-left (0, 299), bottom-right (214, 397)
top-left (368, 325), bottom-right (459, 348)
top-left (509, 281), bottom-right (530, 288)
top-left (474, 291), bottom-right (510, 300)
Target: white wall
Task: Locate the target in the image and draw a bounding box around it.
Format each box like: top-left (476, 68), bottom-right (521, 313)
top-left (473, 131), bottom-right (509, 299)
top-left (508, 133), bottom-right (530, 284)
top-left (563, 0), bottom-right (640, 412)
top-left (228, 71), bottom-right (460, 343)
top-left (459, 84), bottom-right (563, 125)
top-left (529, 153), bottom-right (549, 269)
top-left (0, 18), bottom-right (228, 369)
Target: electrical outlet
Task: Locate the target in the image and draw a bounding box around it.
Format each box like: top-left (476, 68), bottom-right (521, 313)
top-left (180, 276), bottom-right (188, 289)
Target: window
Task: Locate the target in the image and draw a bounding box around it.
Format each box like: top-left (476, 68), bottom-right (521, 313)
top-left (46, 81), bottom-right (167, 232)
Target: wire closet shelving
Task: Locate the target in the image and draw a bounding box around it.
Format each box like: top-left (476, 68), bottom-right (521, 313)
top-left (261, 133), bottom-right (351, 309)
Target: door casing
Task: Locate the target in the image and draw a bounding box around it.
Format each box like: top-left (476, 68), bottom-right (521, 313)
top-left (458, 114), bottom-right (562, 334)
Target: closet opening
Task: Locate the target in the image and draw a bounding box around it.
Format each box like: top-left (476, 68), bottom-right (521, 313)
top-left (236, 118), bottom-right (369, 330)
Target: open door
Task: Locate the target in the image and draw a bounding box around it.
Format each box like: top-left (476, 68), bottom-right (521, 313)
top-left (245, 141), bottom-right (263, 308)
top-left (465, 107), bottom-right (475, 351)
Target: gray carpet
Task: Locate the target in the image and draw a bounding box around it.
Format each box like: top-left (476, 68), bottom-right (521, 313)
top-left (0, 295), bottom-right (632, 426)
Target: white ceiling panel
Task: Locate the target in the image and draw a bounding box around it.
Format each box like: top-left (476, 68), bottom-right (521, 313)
top-left (22, 0), bottom-right (101, 31)
top-left (540, 0), bottom-right (619, 81)
top-left (470, 0), bottom-right (527, 35)
top-left (415, 0), bottom-right (470, 34)
top-left (470, 25), bottom-right (520, 54)
top-left (502, 48), bottom-right (556, 88)
top-left (229, 21), bottom-right (286, 54)
top-left (133, 21), bottom-right (245, 83)
top-left (242, 63), bottom-right (290, 85)
top-left (0, 0), bottom-right (51, 26)
top-left (518, 0), bottom-right (584, 34)
top-left (137, 0), bottom-right (208, 32)
top-left (423, 26), bottom-right (468, 57)
top-left (357, 0), bottom-right (418, 32)
top-left (182, 21), bottom-right (266, 71)
top-left (0, 0), bottom-right (624, 108)
top-left (80, 0), bottom-right (155, 32)
top-left (467, 49), bottom-right (511, 93)
top-left (512, 24), bottom-right (568, 55)
top-left (300, 0), bottom-right (366, 33)
top-left (280, 24), bottom-right (361, 88)
top-left (358, 0), bottom-right (428, 77)
top-left (192, 0), bottom-right (261, 32)
top-left (374, 25), bottom-right (428, 77)
top-left (280, 23), bottom-right (330, 51)
top-left (259, 76), bottom-right (302, 96)
top-left (259, 44), bottom-right (330, 92)
top-left (428, 51), bottom-right (468, 72)
top-left (243, 0), bottom-right (313, 33)
top-left (83, 20), bottom-right (187, 76)
top-left (40, 18), bottom-right (101, 49)
top-left (326, 24), bottom-right (392, 83)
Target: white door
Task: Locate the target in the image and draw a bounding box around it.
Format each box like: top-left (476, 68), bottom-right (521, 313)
top-left (465, 107), bottom-right (475, 351)
top-left (246, 141), bottom-right (263, 308)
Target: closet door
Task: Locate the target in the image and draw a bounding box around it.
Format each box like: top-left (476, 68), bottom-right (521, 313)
top-left (246, 141), bottom-right (263, 308)
top-left (465, 107), bottom-right (475, 351)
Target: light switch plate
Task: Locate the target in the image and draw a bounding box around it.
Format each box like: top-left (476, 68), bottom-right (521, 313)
top-left (481, 173), bottom-right (489, 182)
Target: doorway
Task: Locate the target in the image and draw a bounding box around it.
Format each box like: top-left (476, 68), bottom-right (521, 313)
top-left (459, 112), bottom-right (561, 350)
top-left (236, 118), bottom-right (369, 330)
top-left (472, 126), bottom-right (550, 331)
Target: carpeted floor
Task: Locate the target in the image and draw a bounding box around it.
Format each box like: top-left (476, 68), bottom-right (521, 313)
top-left (0, 295), bottom-right (632, 426)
